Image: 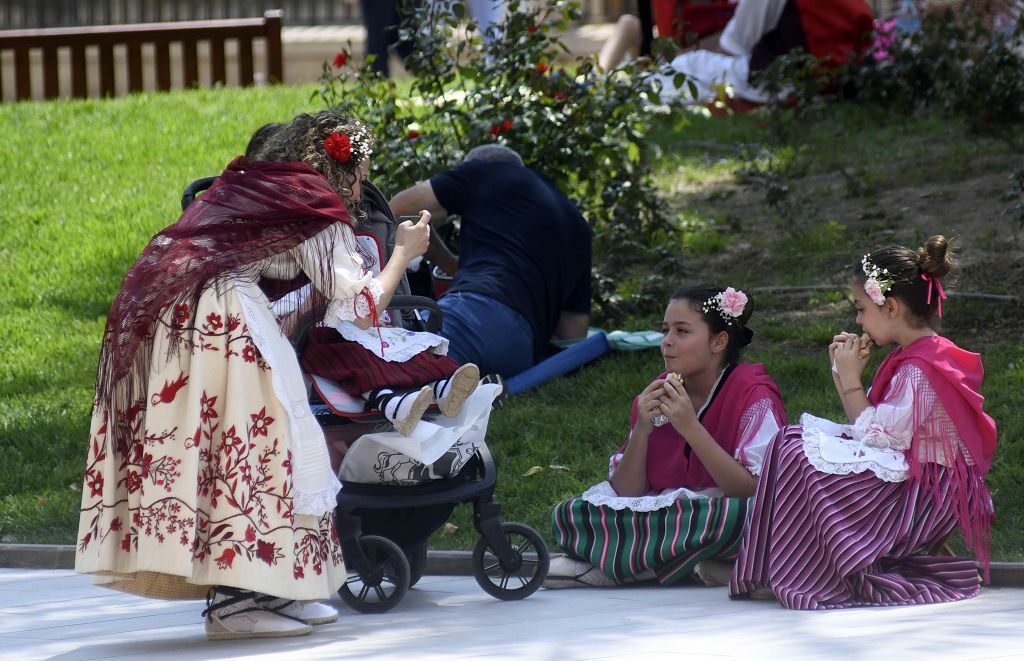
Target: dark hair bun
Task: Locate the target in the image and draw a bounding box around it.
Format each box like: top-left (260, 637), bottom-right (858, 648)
top-left (917, 235), bottom-right (958, 280)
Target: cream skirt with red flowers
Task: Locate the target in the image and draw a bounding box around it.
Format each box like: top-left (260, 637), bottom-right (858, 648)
top-left (75, 280), bottom-right (345, 601)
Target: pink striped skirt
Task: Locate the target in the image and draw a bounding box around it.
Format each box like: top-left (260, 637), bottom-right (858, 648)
top-left (730, 426), bottom-right (981, 609)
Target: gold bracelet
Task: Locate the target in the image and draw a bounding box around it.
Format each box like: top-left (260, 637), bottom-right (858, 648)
top-left (842, 385), bottom-right (864, 395)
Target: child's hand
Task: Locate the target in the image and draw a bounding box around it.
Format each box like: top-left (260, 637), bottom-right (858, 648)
top-left (829, 332), bottom-right (859, 366)
top-left (396, 211), bottom-right (431, 263)
top-left (634, 380), bottom-right (667, 434)
top-left (833, 335), bottom-right (868, 389)
top-left (660, 377), bottom-right (699, 435)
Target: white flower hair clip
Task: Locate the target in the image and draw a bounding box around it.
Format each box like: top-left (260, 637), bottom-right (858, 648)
top-left (702, 287), bottom-right (748, 325)
top-left (861, 255), bottom-right (897, 306)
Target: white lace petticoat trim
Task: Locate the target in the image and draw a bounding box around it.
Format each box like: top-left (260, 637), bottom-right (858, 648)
top-left (336, 322), bottom-right (449, 362)
top-left (800, 413), bottom-right (908, 483)
top-left (580, 480), bottom-right (724, 512)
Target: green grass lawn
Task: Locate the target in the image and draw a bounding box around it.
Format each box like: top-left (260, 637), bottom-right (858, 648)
top-left (1, 85), bottom-right (1021, 561)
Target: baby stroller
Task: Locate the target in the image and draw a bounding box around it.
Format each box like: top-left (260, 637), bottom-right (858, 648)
top-left (182, 176), bottom-right (550, 614)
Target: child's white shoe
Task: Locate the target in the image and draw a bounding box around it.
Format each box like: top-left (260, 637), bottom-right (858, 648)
top-left (392, 385), bottom-right (433, 436)
top-left (434, 363), bottom-right (480, 417)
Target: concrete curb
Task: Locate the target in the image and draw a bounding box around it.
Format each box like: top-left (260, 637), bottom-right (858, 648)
top-left (2, 544), bottom-right (1022, 587)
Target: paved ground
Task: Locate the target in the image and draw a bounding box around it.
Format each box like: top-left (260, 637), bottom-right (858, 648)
top-left (2, 568), bottom-right (1022, 660)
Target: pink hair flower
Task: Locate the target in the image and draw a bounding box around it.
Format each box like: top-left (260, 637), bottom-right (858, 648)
top-left (864, 278), bottom-right (886, 306)
top-left (718, 287), bottom-right (748, 318)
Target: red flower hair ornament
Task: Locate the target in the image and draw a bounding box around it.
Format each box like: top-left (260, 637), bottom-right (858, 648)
top-left (324, 132), bottom-right (352, 163)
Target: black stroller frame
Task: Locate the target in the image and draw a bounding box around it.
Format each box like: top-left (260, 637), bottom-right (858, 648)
top-left (306, 296), bottom-right (551, 613)
top-left (182, 176), bottom-right (550, 614)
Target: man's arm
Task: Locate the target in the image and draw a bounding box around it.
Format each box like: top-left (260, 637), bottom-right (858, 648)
top-left (389, 180), bottom-right (458, 275)
top-left (390, 180), bottom-right (448, 222)
top-left (552, 311), bottom-right (590, 341)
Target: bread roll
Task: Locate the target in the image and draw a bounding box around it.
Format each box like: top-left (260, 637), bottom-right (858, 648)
top-left (858, 333), bottom-right (873, 360)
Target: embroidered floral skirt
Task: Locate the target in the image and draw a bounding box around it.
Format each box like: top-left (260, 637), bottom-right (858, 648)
top-left (552, 491), bottom-right (750, 585)
top-left (76, 284), bottom-right (345, 601)
top-left (729, 426), bottom-right (980, 609)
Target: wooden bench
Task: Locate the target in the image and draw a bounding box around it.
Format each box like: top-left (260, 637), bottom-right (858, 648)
top-left (0, 9), bottom-right (282, 102)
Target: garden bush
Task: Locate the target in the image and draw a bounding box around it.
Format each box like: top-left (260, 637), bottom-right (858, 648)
top-left (317, 0), bottom-right (687, 323)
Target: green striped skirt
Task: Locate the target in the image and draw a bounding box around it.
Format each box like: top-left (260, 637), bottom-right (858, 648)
top-left (551, 491), bottom-right (751, 585)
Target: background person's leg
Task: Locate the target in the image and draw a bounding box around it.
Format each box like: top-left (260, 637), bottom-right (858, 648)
top-left (359, 0), bottom-right (397, 76)
top-left (438, 291), bottom-right (533, 378)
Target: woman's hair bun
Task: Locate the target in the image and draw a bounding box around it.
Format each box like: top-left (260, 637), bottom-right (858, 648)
top-left (917, 234), bottom-right (958, 280)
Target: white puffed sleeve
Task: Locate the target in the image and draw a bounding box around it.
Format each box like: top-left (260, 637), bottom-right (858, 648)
top-left (734, 397), bottom-right (782, 476)
top-left (851, 364), bottom-right (933, 451)
top-left (291, 223), bottom-right (384, 325)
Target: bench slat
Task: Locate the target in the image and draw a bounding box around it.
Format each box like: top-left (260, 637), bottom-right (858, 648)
top-left (14, 47), bottom-right (30, 100)
top-left (127, 42), bottom-right (143, 92)
top-left (155, 39), bottom-right (170, 91)
top-left (182, 38), bottom-right (198, 89)
top-left (42, 45), bottom-right (59, 98)
top-left (99, 43), bottom-right (115, 97)
top-left (71, 43), bottom-right (87, 97)
top-left (238, 35), bottom-right (253, 85)
top-left (210, 38), bottom-right (225, 85)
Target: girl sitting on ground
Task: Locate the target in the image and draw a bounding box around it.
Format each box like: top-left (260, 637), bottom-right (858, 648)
top-left (730, 235), bottom-right (998, 609)
top-left (546, 283), bottom-right (787, 587)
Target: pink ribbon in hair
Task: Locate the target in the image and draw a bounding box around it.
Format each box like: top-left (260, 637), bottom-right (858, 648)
top-left (921, 273), bottom-right (947, 317)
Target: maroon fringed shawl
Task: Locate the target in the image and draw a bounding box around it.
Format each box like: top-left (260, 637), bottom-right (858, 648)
top-left (95, 157), bottom-right (351, 431)
top-left (869, 335), bottom-right (998, 578)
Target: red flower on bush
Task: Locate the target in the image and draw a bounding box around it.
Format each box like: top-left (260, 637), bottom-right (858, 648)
top-left (490, 119), bottom-right (513, 136)
top-left (324, 132), bottom-right (352, 163)
top-left (536, 64), bottom-right (548, 73)
top-left (256, 539), bottom-right (278, 566)
top-left (407, 129), bottom-right (421, 139)
top-left (216, 548), bottom-right (236, 569)
top-left (333, 51), bottom-right (349, 68)
top-left (553, 91), bottom-right (567, 101)
top-left (527, 23), bottom-right (538, 33)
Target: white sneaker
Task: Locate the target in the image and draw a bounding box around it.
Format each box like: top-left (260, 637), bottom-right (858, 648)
top-left (204, 587), bottom-right (312, 640)
top-left (435, 363), bottom-right (480, 417)
top-left (392, 386), bottom-right (433, 436)
top-left (694, 560), bottom-right (733, 587)
top-left (257, 596), bottom-right (339, 625)
top-left (543, 555), bottom-right (619, 589)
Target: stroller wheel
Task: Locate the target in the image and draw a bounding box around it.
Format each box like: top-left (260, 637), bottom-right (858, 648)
top-left (404, 541), bottom-right (429, 588)
top-left (472, 522), bottom-right (550, 601)
top-left (338, 535), bottom-right (410, 614)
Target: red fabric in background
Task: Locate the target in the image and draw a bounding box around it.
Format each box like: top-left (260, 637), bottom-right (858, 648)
top-left (794, 0), bottom-right (874, 65)
top-left (652, 0), bottom-right (737, 45)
